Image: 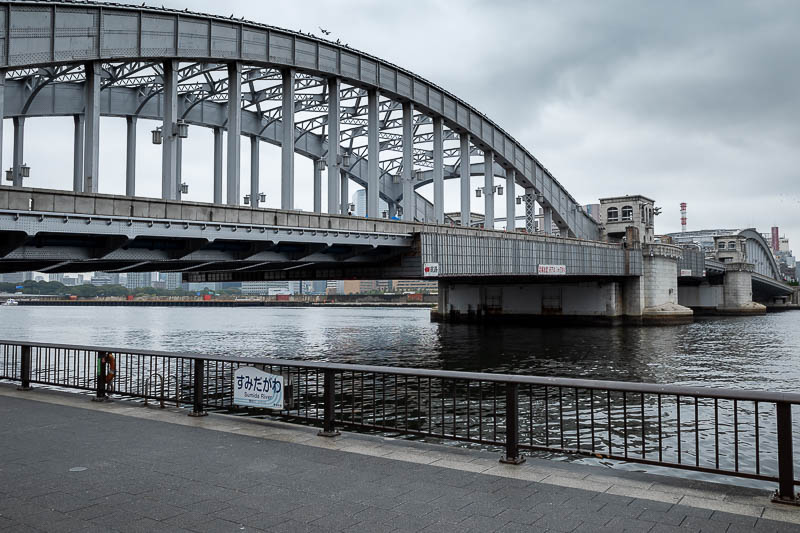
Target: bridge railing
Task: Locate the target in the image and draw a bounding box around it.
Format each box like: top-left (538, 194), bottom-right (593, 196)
top-left (1, 339), bottom-right (798, 502)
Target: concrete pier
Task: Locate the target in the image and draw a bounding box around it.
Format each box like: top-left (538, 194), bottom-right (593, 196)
top-left (1, 384), bottom-right (798, 532)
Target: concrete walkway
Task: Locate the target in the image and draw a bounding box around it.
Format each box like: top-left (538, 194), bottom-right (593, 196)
top-left (0, 384), bottom-right (798, 533)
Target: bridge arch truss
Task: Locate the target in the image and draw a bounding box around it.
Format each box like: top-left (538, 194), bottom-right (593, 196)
top-left (0, 0), bottom-right (599, 240)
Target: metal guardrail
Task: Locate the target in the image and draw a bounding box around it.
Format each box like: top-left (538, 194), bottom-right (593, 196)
top-left (1, 340), bottom-right (798, 503)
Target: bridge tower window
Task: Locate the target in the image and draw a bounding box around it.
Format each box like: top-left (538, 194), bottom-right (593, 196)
top-left (621, 205), bottom-right (633, 221)
top-left (606, 207), bottom-right (619, 222)
top-left (718, 241), bottom-right (726, 249)
top-left (728, 241), bottom-right (737, 249)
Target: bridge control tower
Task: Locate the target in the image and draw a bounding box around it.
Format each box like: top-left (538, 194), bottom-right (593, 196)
top-left (598, 195), bottom-right (656, 244)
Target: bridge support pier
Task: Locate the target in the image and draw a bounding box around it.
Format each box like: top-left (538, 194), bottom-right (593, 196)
top-left (717, 263), bottom-right (766, 315)
top-left (327, 77), bottom-right (340, 215)
top-left (226, 61), bottom-right (242, 206)
top-left (639, 244), bottom-right (694, 324)
top-left (367, 88), bottom-right (380, 218)
top-left (401, 101), bottom-right (414, 221)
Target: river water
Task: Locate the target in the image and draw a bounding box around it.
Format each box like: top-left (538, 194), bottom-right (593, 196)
top-left (2, 306), bottom-right (798, 488)
top-left (1, 306), bottom-right (798, 391)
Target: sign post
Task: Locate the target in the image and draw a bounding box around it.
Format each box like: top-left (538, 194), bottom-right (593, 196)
top-left (233, 367), bottom-right (284, 410)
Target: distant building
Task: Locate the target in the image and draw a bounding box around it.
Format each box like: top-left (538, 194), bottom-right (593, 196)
top-left (392, 279), bottom-right (438, 293)
top-left (0, 272), bottom-right (33, 284)
top-left (241, 281), bottom-right (291, 295)
top-left (126, 272), bottom-right (152, 289)
top-left (352, 189), bottom-right (389, 218)
top-left (164, 272), bottom-right (182, 290)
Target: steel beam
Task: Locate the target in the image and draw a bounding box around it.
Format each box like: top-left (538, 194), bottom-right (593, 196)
top-left (367, 88), bottom-right (379, 218)
top-left (433, 116), bottom-right (444, 225)
top-left (484, 150), bottom-right (494, 230)
top-left (401, 101), bottom-right (414, 221)
top-left (73, 115), bottom-right (84, 192)
top-left (161, 59), bottom-right (178, 200)
top-left (281, 68), bottom-right (295, 210)
top-left (313, 159), bottom-right (323, 213)
top-left (506, 169), bottom-right (515, 231)
top-left (460, 133), bottom-right (470, 226)
top-left (11, 117), bottom-right (23, 187)
top-left (213, 127), bottom-right (223, 204)
top-left (327, 77), bottom-right (340, 214)
top-left (125, 116), bottom-right (135, 196)
top-left (250, 136), bottom-right (259, 208)
top-left (83, 61), bottom-right (100, 193)
top-left (226, 61), bottom-right (242, 205)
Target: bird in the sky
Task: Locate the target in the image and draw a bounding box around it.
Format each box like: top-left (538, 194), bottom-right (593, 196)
top-left (319, 27), bottom-right (331, 36)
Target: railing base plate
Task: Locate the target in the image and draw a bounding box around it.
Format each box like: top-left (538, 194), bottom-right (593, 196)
top-left (771, 492), bottom-right (800, 506)
top-left (318, 430), bottom-right (340, 438)
top-left (500, 456), bottom-right (526, 465)
top-left (16, 386), bottom-right (32, 391)
top-left (188, 411), bottom-right (207, 417)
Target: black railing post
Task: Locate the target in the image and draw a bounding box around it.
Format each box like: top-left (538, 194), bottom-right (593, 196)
top-left (772, 402), bottom-right (798, 504)
top-left (500, 382), bottom-right (525, 465)
top-left (188, 358), bottom-right (207, 417)
top-left (92, 351), bottom-right (109, 402)
top-left (17, 345), bottom-right (31, 391)
top-left (318, 369), bottom-right (340, 437)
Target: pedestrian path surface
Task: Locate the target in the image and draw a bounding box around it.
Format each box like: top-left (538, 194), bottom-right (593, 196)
top-left (0, 384), bottom-right (798, 532)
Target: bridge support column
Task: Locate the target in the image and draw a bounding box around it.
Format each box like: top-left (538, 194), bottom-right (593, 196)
top-left (125, 116), bottom-right (135, 197)
top-left (327, 77), bottom-right (340, 214)
top-left (483, 150), bottom-right (494, 229)
top-left (176, 136), bottom-right (183, 200)
top-left (460, 133), bottom-right (471, 226)
top-left (161, 60), bottom-right (178, 200)
top-left (250, 136), bottom-right (260, 208)
top-left (542, 204), bottom-right (552, 234)
top-left (717, 263), bottom-right (766, 315)
top-left (340, 170), bottom-right (349, 215)
top-left (281, 68), bottom-right (295, 210)
top-left (524, 188), bottom-right (535, 233)
top-left (12, 117), bottom-right (24, 187)
top-left (227, 62), bottom-right (242, 205)
top-left (401, 101), bottom-right (414, 221)
top-left (84, 61), bottom-right (100, 193)
top-left (0, 72), bottom-right (4, 185)
top-left (213, 127), bottom-right (223, 204)
top-left (313, 159), bottom-right (323, 213)
top-left (367, 88), bottom-right (380, 218)
top-left (433, 116), bottom-right (444, 224)
top-left (73, 115), bottom-right (84, 192)
top-left (506, 169), bottom-right (516, 231)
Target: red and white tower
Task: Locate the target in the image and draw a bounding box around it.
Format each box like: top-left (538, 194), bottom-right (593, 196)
top-left (680, 202), bottom-right (687, 232)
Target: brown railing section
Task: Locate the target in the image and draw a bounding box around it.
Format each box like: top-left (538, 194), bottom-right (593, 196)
top-left (1, 340), bottom-right (798, 503)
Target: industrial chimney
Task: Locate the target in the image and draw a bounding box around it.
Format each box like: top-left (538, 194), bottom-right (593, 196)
top-left (680, 202), bottom-right (687, 233)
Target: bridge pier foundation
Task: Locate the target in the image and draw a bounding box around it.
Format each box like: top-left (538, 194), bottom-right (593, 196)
top-left (717, 263), bottom-right (766, 315)
top-left (639, 246), bottom-right (694, 325)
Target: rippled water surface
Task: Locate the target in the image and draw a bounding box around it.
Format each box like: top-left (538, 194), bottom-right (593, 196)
top-left (1, 306), bottom-right (798, 392)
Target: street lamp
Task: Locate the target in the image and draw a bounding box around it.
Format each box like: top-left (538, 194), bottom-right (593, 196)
top-left (180, 182), bottom-right (189, 194)
top-left (175, 119), bottom-right (189, 139)
top-left (151, 127), bottom-right (163, 145)
top-left (21, 164), bottom-right (30, 178)
top-left (259, 192), bottom-right (266, 203)
top-left (243, 194), bottom-right (251, 205)
top-left (4, 169), bottom-right (12, 182)
top-left (516, 196), bottom-right (523, 205)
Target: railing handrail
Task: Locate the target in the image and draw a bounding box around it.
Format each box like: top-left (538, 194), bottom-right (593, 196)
top-left (4, 338), bottom-right (800, 404)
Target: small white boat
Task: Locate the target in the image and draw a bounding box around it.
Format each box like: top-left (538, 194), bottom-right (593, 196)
top-left (2, 298), bottom-right (19, 306)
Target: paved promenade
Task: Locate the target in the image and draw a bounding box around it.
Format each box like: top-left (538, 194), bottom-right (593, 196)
top-left (0, 384), bottom-right (798, 532)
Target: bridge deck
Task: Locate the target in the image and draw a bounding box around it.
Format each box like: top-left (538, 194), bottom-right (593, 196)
top-left (1, 385), bottom-right (798, 532)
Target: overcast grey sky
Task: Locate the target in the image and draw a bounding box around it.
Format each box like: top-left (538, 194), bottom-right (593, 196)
top-left (9, 1), bottom-right (800, 246)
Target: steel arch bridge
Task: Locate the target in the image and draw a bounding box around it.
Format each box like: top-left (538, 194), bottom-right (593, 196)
top-left (0, 0), bottom-right (599, 241)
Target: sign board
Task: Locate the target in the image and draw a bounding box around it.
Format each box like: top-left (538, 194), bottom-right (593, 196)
top-left (537, 264), bottom-right (566, 275)
top-left (233, 367), bottom-right (284, 409)
top-left (680, 269), bottom-right (693, 277)
top-left (423, 262), bottom-right (440, 277)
